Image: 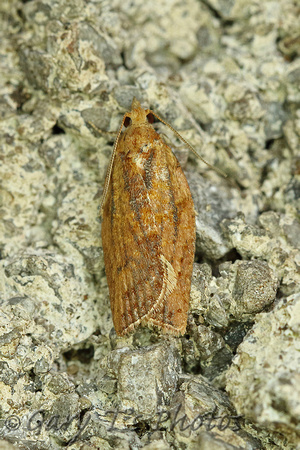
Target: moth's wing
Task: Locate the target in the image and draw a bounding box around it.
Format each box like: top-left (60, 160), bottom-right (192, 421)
top-left (144, 141), bottom-right (196, 334)
top-left (101, 149), bottom-right (176, 335)
top-left (102, 132), bottom-right (195, 336)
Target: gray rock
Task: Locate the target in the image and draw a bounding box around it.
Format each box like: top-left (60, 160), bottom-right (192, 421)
top-left (1, 0), bottom-right (299, 448)
top-left (116, 342), bottom-right (181, 416)
top-left (189, 175), bottom-right (238, 260)
top-left (228, 260), bottom-right (278, 318)
top-left (226, 293), bottom-right (300, 447)
top-left (222, 213), bottom-right (300, 296)
top-left (170, 376), bottom-right (260, 449)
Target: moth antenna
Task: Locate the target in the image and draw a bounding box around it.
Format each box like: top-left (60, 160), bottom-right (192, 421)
top-left (151, 111), bottom-right (227, 179)
top-left (100, 113), bottom-right (128, 215)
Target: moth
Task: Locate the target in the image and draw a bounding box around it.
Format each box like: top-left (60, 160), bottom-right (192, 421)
top-left (101, 98), bottom-right (198, 336)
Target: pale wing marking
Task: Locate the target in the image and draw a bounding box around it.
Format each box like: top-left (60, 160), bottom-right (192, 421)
top-left (122, 254), bottom-right (177, 334)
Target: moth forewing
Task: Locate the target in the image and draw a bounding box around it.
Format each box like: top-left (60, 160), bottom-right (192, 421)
top-left (101, 98), bottom-right (196, 336)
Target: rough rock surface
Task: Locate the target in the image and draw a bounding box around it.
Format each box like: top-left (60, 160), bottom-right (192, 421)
top-left (226, 293), bottom-right (300, 443)
top-left (0, 0), bottom-right (299, 448)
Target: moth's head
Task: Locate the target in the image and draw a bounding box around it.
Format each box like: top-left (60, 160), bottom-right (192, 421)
top-left (123, 98), bottom-right (155, 128)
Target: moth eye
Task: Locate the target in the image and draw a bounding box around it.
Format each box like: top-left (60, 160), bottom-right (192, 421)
top-left (124, 116), bottom-right (132, 127)
top-left (146, 113), bottom-right (155, 124)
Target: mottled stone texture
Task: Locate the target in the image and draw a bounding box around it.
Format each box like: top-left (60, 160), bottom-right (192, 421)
top-left (226, 294), bottom-right (300, 442)
top-left (0, 0), bottom-right (299, 448)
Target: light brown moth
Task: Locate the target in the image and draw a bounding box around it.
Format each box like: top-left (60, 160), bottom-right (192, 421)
top-left (101, 98), bottom-right (197, 336)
